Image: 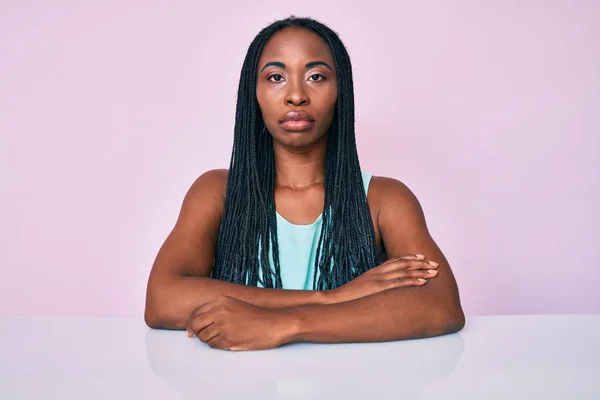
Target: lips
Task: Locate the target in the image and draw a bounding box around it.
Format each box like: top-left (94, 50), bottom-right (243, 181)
top-left (279, 111), bottom-right (316, 132)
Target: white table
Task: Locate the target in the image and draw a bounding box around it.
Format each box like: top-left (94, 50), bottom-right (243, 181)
top-left (0, 315), bottom-right (599, 399)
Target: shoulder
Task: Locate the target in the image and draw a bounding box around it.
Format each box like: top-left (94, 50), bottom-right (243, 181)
top-left (181, 169), bottom-right (229, 216)
top-left (369, 175), bottom-right (422, 209)
top-left (368, 175), bottom-right (426, 227)
top-left (188, 169), bottom-right (228, 196)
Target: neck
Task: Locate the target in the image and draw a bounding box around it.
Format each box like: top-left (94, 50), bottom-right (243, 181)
top-left (273, 138), bottom-right (327, 189)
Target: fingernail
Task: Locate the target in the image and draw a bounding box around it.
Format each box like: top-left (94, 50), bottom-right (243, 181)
top-left (418, 278), bottom-right (426, 283)
top-left (428, 261), bottom-right (439, 267)
top-left (416, 254), bottom-right (425, 259)
top-left (428, 269), bottom-right (438, 275)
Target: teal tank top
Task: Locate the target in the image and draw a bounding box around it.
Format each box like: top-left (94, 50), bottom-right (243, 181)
top-left (254, 171), bottom-right (373, 290)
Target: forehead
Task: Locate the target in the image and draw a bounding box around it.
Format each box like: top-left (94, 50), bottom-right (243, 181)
top-left (258, 27), bottom-right (334, 65)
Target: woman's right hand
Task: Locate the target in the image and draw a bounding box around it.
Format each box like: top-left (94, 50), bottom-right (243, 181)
top-left (327, 254), bottom-right (439, 304)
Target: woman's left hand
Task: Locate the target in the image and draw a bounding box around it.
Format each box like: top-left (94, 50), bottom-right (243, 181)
top-left (186, 296), bottom-right (295, 351)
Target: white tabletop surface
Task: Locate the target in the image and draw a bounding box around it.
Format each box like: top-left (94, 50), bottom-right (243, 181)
top-left (0, 314), bottom-right (599, 399)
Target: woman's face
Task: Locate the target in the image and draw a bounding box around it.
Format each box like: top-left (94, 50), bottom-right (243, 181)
top-left (256, 27), bottom-right (338, 149)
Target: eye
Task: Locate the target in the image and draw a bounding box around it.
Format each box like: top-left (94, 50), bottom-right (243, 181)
top-left (268, 74), bottom-right (284, 82)
top-left (308, 74), bottom-right (326, 82)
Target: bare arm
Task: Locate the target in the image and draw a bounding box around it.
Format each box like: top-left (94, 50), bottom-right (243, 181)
top-left (144, 170), bottom-right (328, 330)
top-left (283, 177), bottom-right (465, 343)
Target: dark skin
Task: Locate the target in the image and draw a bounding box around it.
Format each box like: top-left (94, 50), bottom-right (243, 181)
top-left (145, 27), bottom-right (464, 350)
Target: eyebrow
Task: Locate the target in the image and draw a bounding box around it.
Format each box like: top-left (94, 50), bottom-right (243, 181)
top-left (260, 60), bottom-right (333, 72)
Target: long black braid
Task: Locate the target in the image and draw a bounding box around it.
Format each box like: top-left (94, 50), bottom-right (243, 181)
top-left (211, 16), bottom-right (380, 290)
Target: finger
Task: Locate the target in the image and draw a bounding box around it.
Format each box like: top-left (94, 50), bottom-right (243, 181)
top-left (198, 322), bottom-right (220, 343)
top-left (207, 333), bottom-right (227, 350)
top-left (396, 259), bottom-right (440, 271)
top-left (367, 255), bottom-right (423, 275)
top-left (376, 258), bottom-right (436, 274)
top-left (187, 301), bottom-right (219, 335)
top-left (381, 277), bottom-right (428, 291)
top-left (188, 310), bottom-right (218, 338)
top-left (380, 254), bottom-right (426, 265)
top-left (384, 268), bottom-right (439, 281)
top-left (400, 253), bottom-right (426, 260)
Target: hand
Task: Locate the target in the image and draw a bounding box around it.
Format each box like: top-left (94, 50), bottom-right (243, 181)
top-left (186, 295), bottom-right (293, 351)
top-left (329, 254), bottom-right (439, 303)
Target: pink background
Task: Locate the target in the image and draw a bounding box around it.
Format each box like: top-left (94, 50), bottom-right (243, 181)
top-left (1, 1), bottom-right (598, 317)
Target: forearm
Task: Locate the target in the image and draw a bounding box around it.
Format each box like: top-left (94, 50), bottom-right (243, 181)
top-left (285, 286), bottom-right (465, 344)
top-left (145, 275), bottom-right (329, 330)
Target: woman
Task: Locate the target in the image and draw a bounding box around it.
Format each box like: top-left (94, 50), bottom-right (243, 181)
top-left (144, 16), bottom-right (464, 350)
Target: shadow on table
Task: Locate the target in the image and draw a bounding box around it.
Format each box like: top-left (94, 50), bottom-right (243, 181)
top-left (144, 328), bottom-right (465, 400)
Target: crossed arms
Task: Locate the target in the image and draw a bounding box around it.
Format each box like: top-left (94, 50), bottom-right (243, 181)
top-left (144, 170), bottom-right (464, 350)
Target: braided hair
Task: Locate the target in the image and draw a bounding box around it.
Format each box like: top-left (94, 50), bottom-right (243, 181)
top-left (211, 16), bottom-right (380, 290)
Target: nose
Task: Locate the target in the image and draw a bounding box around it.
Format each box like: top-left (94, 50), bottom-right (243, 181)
top-left (284, 80), bottom-right (310, 106)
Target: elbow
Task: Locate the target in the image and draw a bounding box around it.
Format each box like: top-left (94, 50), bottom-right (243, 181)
top-left (144, 279), bottom-right (162, 329)
top-left (144, 306), bottom-right (162, 329)
top-left (408, 299), bottom-right (465, 339)
top-left (445, 307), bottom-right (466, 334)
top-left (144, 300), bottom-right (182, 330)
top-left (144, 274), bottom-right (188, 330)
top-left (144, 286), bottom-right (178, 330)
top-left (144, 297), bottom-right (164, 329)
top-left (434, 305), bottom-right (465, 336)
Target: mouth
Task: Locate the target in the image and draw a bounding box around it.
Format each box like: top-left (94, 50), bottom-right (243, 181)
top-left (279, 111), bottom-right (316, 132)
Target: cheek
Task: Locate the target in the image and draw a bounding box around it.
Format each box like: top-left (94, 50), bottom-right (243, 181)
top-left (256, 85), bottom-right (269, 107)
top-left (323, 82), bottom-right (337, 105)
top-left (255, 90), bottom-right (266, 113)
top-left (256, 88), bottom-right (280, 119)
top-left (321, 88), bottom-right (337, 119)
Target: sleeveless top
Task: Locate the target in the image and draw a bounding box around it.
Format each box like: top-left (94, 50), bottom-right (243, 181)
top-left (253, 171), bottom-right (373, 290)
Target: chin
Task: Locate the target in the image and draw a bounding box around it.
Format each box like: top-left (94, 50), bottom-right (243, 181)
top-left (267, 124), bottom-right (326, 147)
top-left (274, 131), bottom-right (326, 149)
